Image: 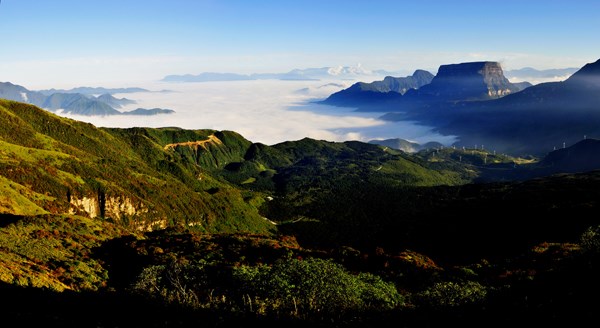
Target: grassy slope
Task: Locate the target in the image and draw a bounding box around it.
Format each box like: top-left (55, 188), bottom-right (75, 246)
top-left (3, 99), bottom-right (600, 326)
top-left (0, 99), bottom-right (274, 234)
top-left (0, 98), bottom-right (476, 297)
top-left (0, 214), bottom-right (128, 291)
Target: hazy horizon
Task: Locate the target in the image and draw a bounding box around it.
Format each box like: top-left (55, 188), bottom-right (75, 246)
top-left (1, 0), bottom-right (598, 146)
top-left (1, 1), bottom-right (598, 89)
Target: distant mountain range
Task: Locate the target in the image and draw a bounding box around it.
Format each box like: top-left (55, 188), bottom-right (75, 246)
top-left (162, 65), bottom-right (388, 82)
top-left (0, 82), bottom-right (173, 116)
top-left (163, 66), bottom-right (578, 85)
top-left (318, 59), bottom-right (600, 156)
top-left (321, 61), bottom-right (528, 111)
top-left (37, 86), bottom-right (150, 96)
top-left (504, 67), bottom-right (579, 83)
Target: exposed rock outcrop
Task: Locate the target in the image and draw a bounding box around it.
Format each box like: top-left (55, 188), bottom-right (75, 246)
top-left (69, 194), bottom-right (147, 221)
top-left (407, 61), bottom-right (520, 102)
top-left (163, 134), bottom-right (224, 151)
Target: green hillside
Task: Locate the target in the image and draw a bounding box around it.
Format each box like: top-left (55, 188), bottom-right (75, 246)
top-left (0, 99), bottom-right (273, 234)
top-left (2, 99), bottom-right (600, 327)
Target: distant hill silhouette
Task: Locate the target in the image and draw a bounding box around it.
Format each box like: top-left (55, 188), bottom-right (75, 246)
top-left (539, 138), bottom-right (600, 173)
top-left (379, 58), bottom-right (600, 156)
top-left (322, 70), bottom-right (434, 108)
top-left (322, 62), bottom-right (523, 112)
top-left (37, 86), bottom-right (148, 96)
top-left (0, 82), bottom-right (171, 116)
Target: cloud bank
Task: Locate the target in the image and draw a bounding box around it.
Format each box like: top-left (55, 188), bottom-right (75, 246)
top-left (59, 79), bottom-right (456, 146)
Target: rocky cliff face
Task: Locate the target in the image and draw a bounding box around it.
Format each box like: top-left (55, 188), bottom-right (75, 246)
top-left (411, 62), bottom-right (520, 101)
top-left (69, 194), bottom-right (147, 221)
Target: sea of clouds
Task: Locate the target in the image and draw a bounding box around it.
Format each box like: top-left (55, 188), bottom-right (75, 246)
top-left (59, 79), bottom-right (457, 146)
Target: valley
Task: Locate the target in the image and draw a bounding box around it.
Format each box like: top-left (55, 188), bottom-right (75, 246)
top-left (2, 1), bottom-right (599, 326)
top-left (1, 94), bottom-right (600, 326)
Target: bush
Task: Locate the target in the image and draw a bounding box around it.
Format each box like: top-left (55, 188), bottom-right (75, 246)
top-left (132, 257), bottom-right (404, 320)
top-left (131, 260), bottom-right (209, 309)
top-left (233, 257), bottom-right (404, 319)
top-left (580, 225), bottom-right (600, 254)
top-left (413, 281), bottom-right (487, 308)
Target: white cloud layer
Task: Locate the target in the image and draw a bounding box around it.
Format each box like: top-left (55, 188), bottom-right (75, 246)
top-left (58, 79), bottom-right (457, 146)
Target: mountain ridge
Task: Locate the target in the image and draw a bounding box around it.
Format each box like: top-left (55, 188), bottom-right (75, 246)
top-left (163, 65), bottom-right (388, 82)
top-left (320, 70), bottom-right (434, 108)
top-left (0, 82), bottom-right (172, 116)
top-left (0, 99), bottom-right (272, 233)
top-left (37, 86), bottom-right (149, 96)
top-left (402, 61), bottom-right (521, 103)
top-left (373, 58), bottom-right (600, 155)
top-left (321, 61), bottom-right (523, 111)
top-left (2, 97), bottom-right (600, 326)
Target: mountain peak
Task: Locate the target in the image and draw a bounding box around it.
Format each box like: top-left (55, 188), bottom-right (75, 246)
top-left (436, 61), bottom-right (501, 75)
top-left (415, 61), bottom-right (519, 101)
top-left (566, 58), bottom-right (600, 87)
top-left (320, 69), bottom-right (433, 108)
top-left (572, 58), bottom-right (600, 75)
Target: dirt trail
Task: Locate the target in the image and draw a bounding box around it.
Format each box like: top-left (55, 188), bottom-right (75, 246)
top-left (163, 134), bottom-right (223, 151)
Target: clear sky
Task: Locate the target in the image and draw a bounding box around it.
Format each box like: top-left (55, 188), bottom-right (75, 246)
top-left (1, 0), bottom-right (599, 88)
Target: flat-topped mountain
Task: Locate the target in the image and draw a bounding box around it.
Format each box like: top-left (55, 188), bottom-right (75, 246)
top-left (404, 61), bottom-right (520, 102)
top-left (382, 58), bottom-right (600, 156)
top-left (321, 61), bottom-right (522, 111)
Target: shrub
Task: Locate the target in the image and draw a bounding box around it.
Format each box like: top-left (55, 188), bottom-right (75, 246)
top-left (413, 281), bottom-right (487, 308)
top-left (132, 257), bottom-right (404, 320)
top-left (232, 257), bottom-right (404, 319)
top-left (580, 225), bottom-right (600, 254)
top-left (132, 260), bottom-right (209, 309)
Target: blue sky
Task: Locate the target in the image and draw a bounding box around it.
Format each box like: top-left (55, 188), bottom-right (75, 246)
top-left (1, 0), bottom-right (599, 88)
